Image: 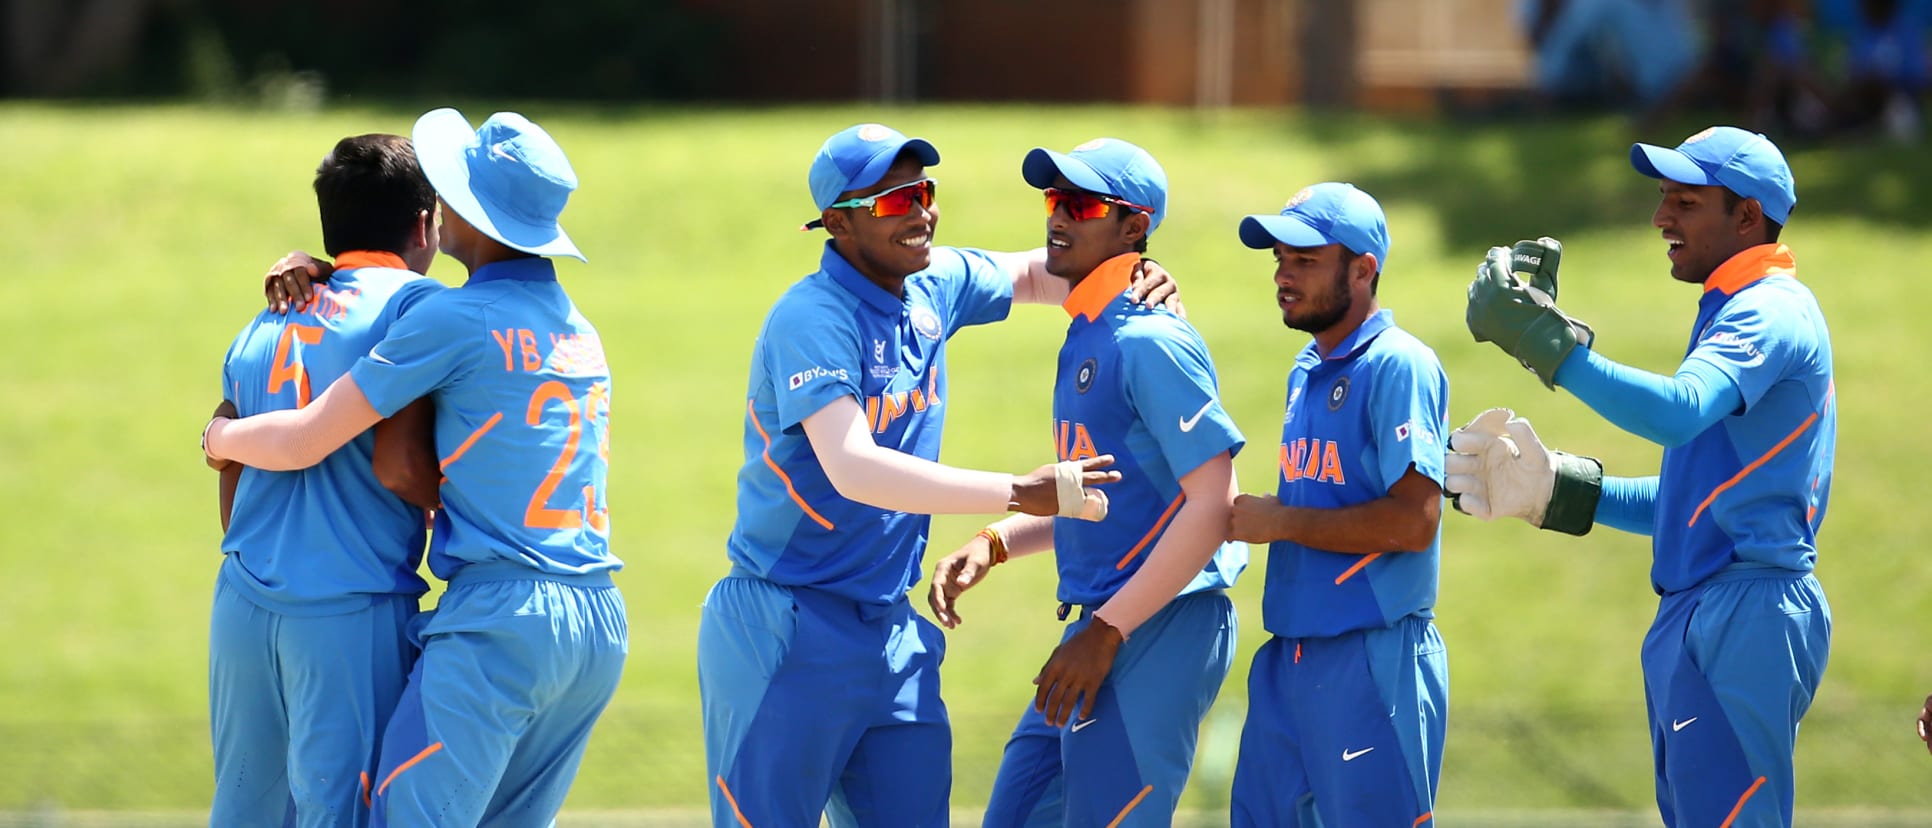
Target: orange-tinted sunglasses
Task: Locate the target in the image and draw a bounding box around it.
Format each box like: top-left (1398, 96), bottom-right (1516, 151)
top-left (829, 178), bottom-right (938, 218)
top-left (1044, 187), bottom-right (1153, 221)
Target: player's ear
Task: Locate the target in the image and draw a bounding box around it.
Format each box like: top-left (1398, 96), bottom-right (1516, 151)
top-left (1351, 252), bottom-right (1379, 287)
top-left (1122, 211), bottom-right (1149, 246)
top-left (821, 209), bottom-right (852, 241)
top-left (411, 209), bottom-right (432, 250)
top-left (1735, 197), bottom-right (1765, 241)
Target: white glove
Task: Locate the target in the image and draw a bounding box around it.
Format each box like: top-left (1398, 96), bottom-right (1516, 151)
top-left (1443, 408), bottom-right (1602, 535)
top-left (1054, 460), bottom-right (1110, 521)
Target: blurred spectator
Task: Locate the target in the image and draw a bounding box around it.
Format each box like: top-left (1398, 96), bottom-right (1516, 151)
top-left (1825, 0), bottom-right (1930, 138)
top-left (1519, 0), bottom-right (1703, 107)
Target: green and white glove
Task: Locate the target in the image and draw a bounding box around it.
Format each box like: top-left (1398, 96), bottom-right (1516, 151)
top-left (1466, 245), bottom-right (1596, 389)
top-left (1442, 408), bottom-right (1602, 536)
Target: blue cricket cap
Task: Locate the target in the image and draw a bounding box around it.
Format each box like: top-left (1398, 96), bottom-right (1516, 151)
top-left (1631, 126), bottom-right (1796, 224)
top-left (1022, 138), bottom-right (1169, 235)
top-left (1238, 182), bottom-right (1390, 268)
top-left (804, 123), bottom-right (940, 229)
top-left (412, 108), bottom-right (585, 262)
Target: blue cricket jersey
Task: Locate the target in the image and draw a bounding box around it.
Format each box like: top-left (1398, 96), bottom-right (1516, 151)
top-left (727, 242), bottom-right (1014, 606)
top-left (1652, 244), bottom-right (1834, 593)
top-left (350, 257), bottom-right (620, 580)
top-left (1264, 309), bottom-right (1449, 639)
top-left (219, 253), bottom-right (439, 615)
top-left (1050, 254), bottom-right (1246, 605)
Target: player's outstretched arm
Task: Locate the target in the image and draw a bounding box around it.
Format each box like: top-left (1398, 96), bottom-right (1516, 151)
top-left (927, 514), bottom-right (1051, 629)
top-left (1442, 409), bottom-right (1602, 535)
top-left (802, 396), bottom-right (1117, 517)
top-left (998, 250), bottom-right (1183, 314)
top-left (372, 397), bottom-right (440, 511)
top-left (203, 375), bottom-right (383, 472)
top-left (1552, 348), bottom-right (1744, 448)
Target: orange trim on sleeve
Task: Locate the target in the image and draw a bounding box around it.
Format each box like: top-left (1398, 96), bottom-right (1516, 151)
top-left (439, 412), bottom-right (503, 470)
top-left (1335, 552), bottom-right (1382, 585)
top-left (1116, 494), bottom-right (1185, 570)
top-left (1062, 254), bottom-right (1141, 321)
top-left (375, 741), bottom-right (443, 797)
top-left (747, 399), bottom-right (835, 531)
top-left (1688, 382), bottom-right (1833, 528)
top-left (715, 775), bottom-right (754, 828)
top-left (1718, 776), bottom-right (1767, 828)
top-left (333, 250), bottom-right (410, 272)
top-left (1103, 784), bottom-right (1155, 828)
top-left (1702, 244), bottom-right (1795, 296)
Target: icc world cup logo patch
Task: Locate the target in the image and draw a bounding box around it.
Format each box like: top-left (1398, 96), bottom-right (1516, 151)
top-left (1076, 358), bottom-right (1098, 393)
top-left (1327, 376), bottom-right (1349, 410)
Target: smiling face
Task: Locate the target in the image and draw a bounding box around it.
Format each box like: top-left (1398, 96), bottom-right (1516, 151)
top-left (1044, 175), bottom-right (1149, 283)
top-left (823, 155), bottom-right (938, 287)
top-left (1653, 180), bottom-right (1765, 284)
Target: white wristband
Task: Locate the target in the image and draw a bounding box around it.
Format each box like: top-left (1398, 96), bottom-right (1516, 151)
top-left (1053, 461), bottom-right (1109, 521)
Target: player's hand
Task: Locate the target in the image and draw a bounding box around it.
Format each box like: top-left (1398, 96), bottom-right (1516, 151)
top-left (1464, 247), bottom-right (1594, 389)
top-left (928, 534), bottom-right (998, 629)
top-left (1227, 493), bottom-right (1287, 543)
top-left (1032, 615), bottom-right (1124, 728)
top-left (1012, 456), bottom-right (1118, 520)
top-left (1125, 258), bottom-right (1185, 319)
top-left (1443, 408), bottom-right (1601, 536)
top-left (1510, 237), bottom-right (1562, 303)
top-left (205, 400), bottom-right (238, 471)
top-left (265, 250), bottom-right (332, 314)
top-left (1917, 693), bottom-right (1932, 756)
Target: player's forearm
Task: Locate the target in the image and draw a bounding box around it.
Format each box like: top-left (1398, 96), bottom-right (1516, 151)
top-left (1094, 458), bottom-right (1235, 636)
top-left (1554, 348), bottom-right (1741, 447)
top-left (1266, 496), bottom-right (1435, 555)
top-left (205, 378), bottom-right (382, 471)
top-left (1000, 248), bottom-right (1069, 306)
top-left (217, 462), bottom-right (240, 534)
top-left (989, 514), bottom-right (1055, 558)
top-left (821, 441), bottom-right (1015, 515)
top-left (1594, 475), bottom-right (1660, 536)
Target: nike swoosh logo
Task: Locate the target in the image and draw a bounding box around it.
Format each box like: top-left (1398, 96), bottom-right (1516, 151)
top-left (368, 350), bottom-right (395, 365)
top-left (1070, 719), bottom-right (1097, 733)
top-left (1178, 399), bottom-right (1216, 433)
top-left (1341, 747), bottom-right (1374, 761)
top-left (1671, 717), bottom-right (1697, 732)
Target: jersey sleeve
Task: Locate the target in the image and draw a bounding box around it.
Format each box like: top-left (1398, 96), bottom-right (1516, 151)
top-left (764, 297), bottom-right (865, 432)
top-left (1119, 321), bottom-right (1245, 478)
top-left (377, 276), bottom-right (446, 328)
top-left (1681, 292), bottom-right (1800, 411)
top-left (349, 291), bottom-right (479, 418)
top-left (940, 247), bottom-right (1016, 335)
top-left (1366, 347), bottom-right (1449, 491)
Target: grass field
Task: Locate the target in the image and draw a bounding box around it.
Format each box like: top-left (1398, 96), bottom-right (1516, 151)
top-left (2, 102), bottom-right (1930, 822)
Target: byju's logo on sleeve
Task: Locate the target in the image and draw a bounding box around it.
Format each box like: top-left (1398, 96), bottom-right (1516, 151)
top-left (788, 366), bottom-right (851, 390)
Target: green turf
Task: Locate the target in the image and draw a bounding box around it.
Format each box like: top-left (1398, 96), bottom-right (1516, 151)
top-left (2, 103), bottom-right (1930, 815)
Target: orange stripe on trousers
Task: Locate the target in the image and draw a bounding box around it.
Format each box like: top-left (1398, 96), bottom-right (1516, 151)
top-left (1104, 784), bottom-right (1155, 828)
top-left (715, 776), bottom-right (753, 827)
top-left (439, 412), bottom-right (503, 470)
top-left (1718, 776), bottom-right (1767, 828)
top-left (375, 741), bottom-right (443, 797)
top-left (747, 400), bottom-right (834, 530)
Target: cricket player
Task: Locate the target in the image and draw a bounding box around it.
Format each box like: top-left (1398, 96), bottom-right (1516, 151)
top-left (1450, 126), bottom-right (1833, 827)
top-left (208, 133), bottom-right (441, 827)
top-left (1225, 183), bottom-right (1451, 828)
top-left (699, 123), bottom-right (1166, 828)
top-left (204, 108), bottom-right (628, 827)
top-left (925, 137), bottom-right (1246, 828)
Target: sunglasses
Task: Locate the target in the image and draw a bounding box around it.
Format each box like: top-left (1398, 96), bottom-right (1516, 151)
top-left (1044, 187), bottom-right (1153, 221)
top-left (829, 177), bottom-right (939, 218)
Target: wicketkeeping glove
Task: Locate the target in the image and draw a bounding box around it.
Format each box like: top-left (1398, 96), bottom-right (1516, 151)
top-left (1466, 246), bottom-right (1596, 389)
top-left (1442, 408), bottom-right (1602, 536)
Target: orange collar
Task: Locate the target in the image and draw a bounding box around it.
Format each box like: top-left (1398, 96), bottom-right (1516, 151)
top-left (1062, 253), bottom-right (1141, 321)
top-left (333, 250), bottom-right (410, 272)
top-left (1703, 244), bottom-right (1795, 295)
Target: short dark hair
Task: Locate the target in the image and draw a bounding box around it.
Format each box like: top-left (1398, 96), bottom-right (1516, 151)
top-left (314, 134), bottom-right (435, 257)
top-left (1721, 188), bottom-right (1784, 244)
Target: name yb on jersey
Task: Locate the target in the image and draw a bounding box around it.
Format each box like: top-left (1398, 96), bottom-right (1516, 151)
top-left (1056, 420), bottom-right (1099, 461)
top-left (1279, 437), bottom-right (1346, 485)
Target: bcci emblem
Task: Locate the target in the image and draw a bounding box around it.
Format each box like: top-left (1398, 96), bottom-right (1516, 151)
top-left (911, 308), bottom-right (942, 340)
top-left (858, 124), bottom-right (892, 142)
top-left (1327, 376), bottom-right (1349, 411)
top-left (1075, 138), bottom-right (1109, 152)
top-left (1684, 127), bottom-right (1717, 144)
top-left (1284, 187), bottom-right (1314, 210)
top-left (1075, 358), bottom-right (1098, 394)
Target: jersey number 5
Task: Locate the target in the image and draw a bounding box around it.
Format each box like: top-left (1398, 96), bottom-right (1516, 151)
top-left (267, 324), bottom-right (325, 407)
top-left (524, 380), bottom-right (611, 532)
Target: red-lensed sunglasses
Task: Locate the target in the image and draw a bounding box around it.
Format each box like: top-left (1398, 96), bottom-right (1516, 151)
top-left (831, 177), bottom-right (938, 218)
top-left (1044, 187), bottom-right (1153, 221)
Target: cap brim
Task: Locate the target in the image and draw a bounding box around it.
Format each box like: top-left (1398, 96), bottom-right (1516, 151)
top-left (1022, 148), bottom-right (1112, 194)
top-left (846, 137), bottom-right (941, 198)
top-left (1238, 214), bottom-right (1332, 250)
top-left (1630, 143), bottom-right (1716, 187)
top-left (413, 107), bottom-right (587, 262)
